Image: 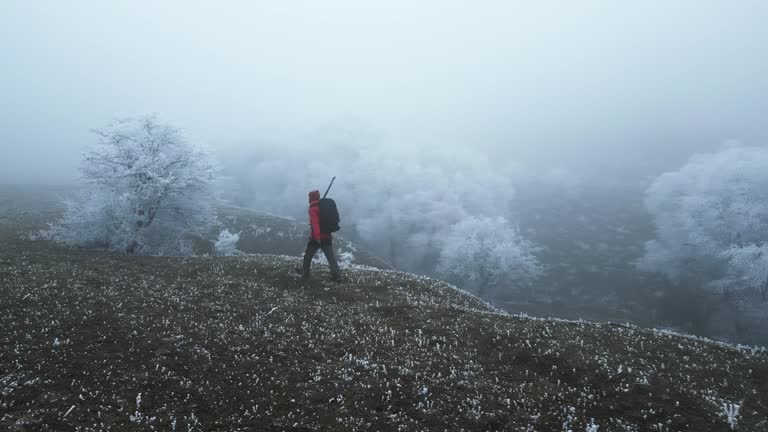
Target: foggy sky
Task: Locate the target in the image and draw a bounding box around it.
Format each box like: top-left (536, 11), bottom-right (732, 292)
top-left (2, 1), bottom-right (767, 184)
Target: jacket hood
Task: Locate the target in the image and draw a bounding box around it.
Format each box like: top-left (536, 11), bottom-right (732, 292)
top-left (308, 190), bottom-right (321, 203)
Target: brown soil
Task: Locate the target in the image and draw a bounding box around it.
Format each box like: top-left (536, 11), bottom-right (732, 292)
top-left (1, 233), bottom-right (767, 430)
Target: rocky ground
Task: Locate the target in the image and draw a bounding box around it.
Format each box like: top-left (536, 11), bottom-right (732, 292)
top-left (1, 233), bottom-right (767, 431)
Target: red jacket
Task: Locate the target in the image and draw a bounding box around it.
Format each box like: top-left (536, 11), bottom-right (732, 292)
top-left (309, 190), bottom-right (331, 242)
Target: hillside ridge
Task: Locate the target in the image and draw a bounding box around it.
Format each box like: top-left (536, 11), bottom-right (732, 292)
top-left (2, 238), bottom-right (768, 431)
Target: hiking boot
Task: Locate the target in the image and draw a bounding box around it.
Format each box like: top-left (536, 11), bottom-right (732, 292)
top-left (329, 273), bottom-right (343, 283)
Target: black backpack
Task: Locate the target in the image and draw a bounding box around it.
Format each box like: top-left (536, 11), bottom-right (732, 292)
top-left (317, 198), bottom-right (340, 233)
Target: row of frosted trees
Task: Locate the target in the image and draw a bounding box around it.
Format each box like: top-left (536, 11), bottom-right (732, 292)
top-left (44, 116), bottom-right (768, 322)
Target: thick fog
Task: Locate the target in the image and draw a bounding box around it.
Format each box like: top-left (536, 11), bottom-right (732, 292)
top-left (3, 2), bottom-right (768, 343)
top-left (3, 1), bottom-right (768, 183)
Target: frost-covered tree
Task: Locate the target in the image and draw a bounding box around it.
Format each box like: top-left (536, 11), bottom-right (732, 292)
top-left (44, 116), bottom-right (218, 255)
top-left (218, 128), bottom-right (551, 296)
top-left (638, 145), bottom-right (768, 307)
top-left (214, 229), bottom-right (241, 256)
top-left (222, 135), bottom-right (523, 273)
top-left (437, 216), bottom-right (542, 297)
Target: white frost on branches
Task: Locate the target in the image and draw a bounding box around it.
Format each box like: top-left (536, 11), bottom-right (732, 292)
top-left (721, 401), bottom-right (741, 431)
top-left (214, 229), bottom-right (241, 256)
top-left (436, 216), bottom-right (542, 297)
top-left (638, 145), bottom-right (768, 307)
top-left (43, 115), bottom-right (218, 255)
top-left (226, 139), bottom-right (541, 274)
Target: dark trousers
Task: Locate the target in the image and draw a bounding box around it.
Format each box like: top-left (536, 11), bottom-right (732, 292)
top-left (302, 238), bottom-right (341, 277)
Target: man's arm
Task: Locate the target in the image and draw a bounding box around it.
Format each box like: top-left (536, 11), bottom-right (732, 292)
top-left (309, 205), bottom-right (322, 241)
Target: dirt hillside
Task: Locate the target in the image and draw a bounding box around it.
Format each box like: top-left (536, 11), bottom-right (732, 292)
top-left (1, 236), bottom-right (767, 431)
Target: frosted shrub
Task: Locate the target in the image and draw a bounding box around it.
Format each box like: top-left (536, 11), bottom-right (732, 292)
top-left (215, 229), bottom-right (241, 256)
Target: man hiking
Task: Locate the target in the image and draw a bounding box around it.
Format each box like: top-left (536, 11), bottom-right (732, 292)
top-left (302, 189), bottom-right (342, 283)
